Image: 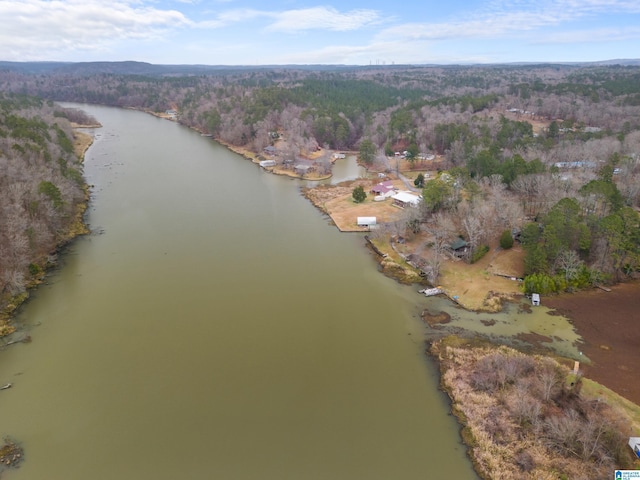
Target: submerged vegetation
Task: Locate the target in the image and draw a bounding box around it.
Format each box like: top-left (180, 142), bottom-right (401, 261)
top-left (0, 437), bottom-right (24, 474)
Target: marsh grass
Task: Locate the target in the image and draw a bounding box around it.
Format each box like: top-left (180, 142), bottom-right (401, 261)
top-left (432, 339), bottom-right (640, 479)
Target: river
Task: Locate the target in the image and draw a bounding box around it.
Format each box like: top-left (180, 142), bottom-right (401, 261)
top-left (0, 105), bottom-right (478, 479)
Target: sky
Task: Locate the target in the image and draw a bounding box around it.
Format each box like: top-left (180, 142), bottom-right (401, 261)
top-left (1, 0), bottom-right (639, 65)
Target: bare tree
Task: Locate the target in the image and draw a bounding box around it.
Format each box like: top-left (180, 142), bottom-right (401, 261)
top-left (423, 213), bottom-right (456, 284)
top-left (554, 249), bottom-right (583, 281)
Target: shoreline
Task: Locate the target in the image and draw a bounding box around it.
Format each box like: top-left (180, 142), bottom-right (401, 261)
top-left (101, 109), bottom-right (640, 473)
top-left (147, 109), bottom-right (334, 182)
top-left (3, 106), bottom-right (638, 478)
top-left (429, 337), bottom-right (640, 479)
top-left (0, 126), bottom-right (96, 334)
top-left (149, 111), bottom-right (640, 389)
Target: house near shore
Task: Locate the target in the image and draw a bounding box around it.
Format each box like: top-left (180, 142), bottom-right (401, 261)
top-left (263, 146), bottom-right (277, 156)
top-left (391, 191), bottom-right (421, 208)
top-left (371, 181), bottom-right (396, 198)
top-left (294, 160), bottom-right (314, 176)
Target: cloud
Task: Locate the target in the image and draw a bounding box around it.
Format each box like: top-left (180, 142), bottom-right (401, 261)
top-left (265, 6), bottom-right (381, 33)
top-left (193, 6), bottom-right (382, 32)
top-left (377, 0), bottom-right (640, 42)
top-left (533, 26), bottom-right (640, 43)
top-left (0, 0), bottom-right (189, 60)
top-left (557, 0), bottom-right (640, 14)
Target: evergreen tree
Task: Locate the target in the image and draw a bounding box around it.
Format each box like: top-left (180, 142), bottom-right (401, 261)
top-left (352, 185), bottom-right (366, 203)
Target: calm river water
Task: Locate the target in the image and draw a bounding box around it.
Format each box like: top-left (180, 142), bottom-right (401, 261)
top-left (0, 105), bottom-right (478, 479)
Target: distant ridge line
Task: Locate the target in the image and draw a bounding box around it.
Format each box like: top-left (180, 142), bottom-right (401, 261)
top-left (1, 59), bottom-right (639, 76)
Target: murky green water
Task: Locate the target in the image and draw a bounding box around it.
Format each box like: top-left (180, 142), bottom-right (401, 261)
top-left (423, 296), bottom-right (586, 360)
top-left (0, 105), bottom-right (478, 479)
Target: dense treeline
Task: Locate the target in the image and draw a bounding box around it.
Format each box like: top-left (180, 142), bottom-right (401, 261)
top-left (3, 64), bottom-right (640, 152)
top-left (1, 63), bottom-right (639, 290)
top-left (0, 94), bottom-right (88, 325)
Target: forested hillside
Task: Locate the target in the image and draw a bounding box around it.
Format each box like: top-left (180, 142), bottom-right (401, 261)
top-left (0, 94), bottom-right (89, 328)
top-left (1, 62), bottom-right (639, 296)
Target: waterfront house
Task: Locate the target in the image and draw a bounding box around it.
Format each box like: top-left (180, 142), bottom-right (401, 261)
top-left (371, 181), bottom-right (396, 198)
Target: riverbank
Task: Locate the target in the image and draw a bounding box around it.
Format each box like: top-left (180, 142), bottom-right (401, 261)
top-left (431, 337), bottom-right (640, 479)
top-left (154, 111), bottom-right (640, 473)
top-left (0, 127), bottom-right (95, 333)
top-left (217, 140), bottom-right (333, 181)
top-left (0, 104), bottom-right (480, 479)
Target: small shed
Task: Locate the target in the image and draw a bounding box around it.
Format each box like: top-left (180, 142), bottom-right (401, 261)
top-left (357, 217), bottom-right (377, 228)
top-left (531, 293), bottom-right (540, 306)
top-left (629, 437), bottom-right (640, 458)
top-left (449, 238), bottom-right (469, 257)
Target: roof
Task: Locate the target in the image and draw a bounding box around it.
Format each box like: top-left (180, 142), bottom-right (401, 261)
top-left (357, 217), bottom-right (377, 225)
top-left (449, 238), bottom-right (468, 250)
top-left (391, 191), bottom-right (421, 206)
top-left (371, 181), bottom-right (395, 194)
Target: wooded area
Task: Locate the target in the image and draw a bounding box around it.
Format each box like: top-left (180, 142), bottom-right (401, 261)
top-left (0, 94), bottom-right (89, 326)
top-left (1, 62), bottom-right (639, 315)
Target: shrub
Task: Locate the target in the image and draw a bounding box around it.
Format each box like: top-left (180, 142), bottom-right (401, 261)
top-left (499, 229), bottom-right (514, 249)
top-left (470, 244), bottom-right (489, 263)
top-left (28, 263), bottom-right (41, 276)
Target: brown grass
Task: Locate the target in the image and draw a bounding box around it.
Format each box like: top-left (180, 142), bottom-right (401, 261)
top-left (302, 179), bottom-right (404, 231)
top-left (72, 130), bottom-right (95, 160)
top-left (303, 176), bottom-right (528, 308)
top-left (432, 339), bottom-right (640, 479)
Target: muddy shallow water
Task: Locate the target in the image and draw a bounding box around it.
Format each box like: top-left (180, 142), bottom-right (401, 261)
top-left (421, 295), bottom-right (586, 360)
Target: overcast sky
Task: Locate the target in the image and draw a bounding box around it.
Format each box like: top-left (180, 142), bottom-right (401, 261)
top-left (1, 0), bottom-right (639, 65)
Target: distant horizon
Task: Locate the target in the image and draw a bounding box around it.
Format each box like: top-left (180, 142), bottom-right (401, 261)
top-left (2, 58), bottom-right (640, 69)
top-left (1, 1), bottom-right (639, 66)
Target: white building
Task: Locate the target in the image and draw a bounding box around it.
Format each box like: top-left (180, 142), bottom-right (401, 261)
top-left (391, 191), bottom-right (421, 208)
top-left (357, 217), bottom-right (377, 228)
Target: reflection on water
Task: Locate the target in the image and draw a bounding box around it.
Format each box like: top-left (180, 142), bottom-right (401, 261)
top-left (328, 155), bottom-right (367, 184)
